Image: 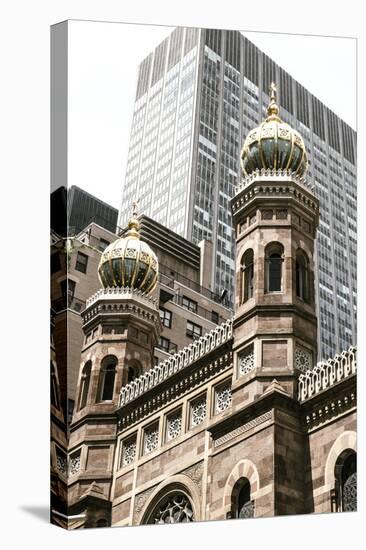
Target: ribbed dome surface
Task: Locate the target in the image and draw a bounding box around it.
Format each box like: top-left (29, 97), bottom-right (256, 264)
top-left (98, 217), bottom-right (158, 294)
top-left (240, 84), bottom-right (308, 177)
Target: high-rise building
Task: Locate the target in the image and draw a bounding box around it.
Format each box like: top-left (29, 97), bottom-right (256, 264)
top-left (64, 185), bottom-right (119, 235)
top-left (119, 27), bottom-right (357, 361)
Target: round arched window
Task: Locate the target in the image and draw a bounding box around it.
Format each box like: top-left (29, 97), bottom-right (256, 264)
top-left (146, 491), bottom-right (194, 524)
top-left (241, 249), bottom-right (254, 303)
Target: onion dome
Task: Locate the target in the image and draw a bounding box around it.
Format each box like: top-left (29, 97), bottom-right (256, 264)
top-left (240, 83), bottom-right (308, 177)
top-left (98, 205), bottom-right (158, 294)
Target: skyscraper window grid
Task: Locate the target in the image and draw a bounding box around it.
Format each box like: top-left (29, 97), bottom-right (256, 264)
top-left (119, 27), bottom-right (356, 361)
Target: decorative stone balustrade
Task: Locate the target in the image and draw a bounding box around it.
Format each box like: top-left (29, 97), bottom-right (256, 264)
top-left (298, 346), bottom-right (356, 402)
top-left (235, 168), bottom-right (313, 195)
top-left (119, 318), bottom-right (233, 407)
top-left (85, 287), bottom-right (158, 310)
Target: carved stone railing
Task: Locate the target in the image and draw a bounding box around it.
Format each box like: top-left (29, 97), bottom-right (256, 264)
top-left (119, 318), bottom-right (233, 407)
top-left (298, 346), bottom-right (357, 402)
top-left (85, 287), bottom-right (158, 309)
top-left (235, 168), bottom-right (313, 195)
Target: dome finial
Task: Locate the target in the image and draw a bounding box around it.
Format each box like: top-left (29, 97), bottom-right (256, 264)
top-left (267, 82), bottom-right (280, 121)
top-left (127, 199), bottom-right (140, 238)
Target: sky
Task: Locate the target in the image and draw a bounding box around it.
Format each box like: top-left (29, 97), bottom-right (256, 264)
top-left (68, 21), bottom-right (356, 212)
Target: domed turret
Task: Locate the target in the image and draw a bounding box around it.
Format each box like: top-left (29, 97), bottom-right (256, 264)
top-left (98, 203), bottom-right (158, 294)
top-left (240, 83), bottom-right (308, 177)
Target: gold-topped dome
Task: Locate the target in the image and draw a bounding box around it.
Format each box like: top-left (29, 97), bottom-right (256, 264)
top-left (98, 202), bottom-right (158, 294)
top-left (240, 83), bottom-right (308, 177)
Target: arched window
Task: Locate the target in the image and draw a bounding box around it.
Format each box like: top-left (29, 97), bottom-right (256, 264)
top-left (334, 450), bottom-right (357, 512)
top-left (296, 250), bottom-right (309, 301)
top-left (98, 356), bottom-right (117, 402)
top-left (145, 491), bottom-right (194, 524)
top-left (241, 249), bottom-right (254, 303)
top-left (231, 478), bottom-right (254, 519)
top-left (50, 361), bottom-right (59, 409)
top-left (78, 361), bottom-right (92, 410)
top-left (127, 360), bottom-right (142, 384)
top-left (265, 242), bottom-right (284, 293)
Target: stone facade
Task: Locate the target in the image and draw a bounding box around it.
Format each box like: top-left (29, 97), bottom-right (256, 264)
top-left (50, 168), bottom-right (357, 528)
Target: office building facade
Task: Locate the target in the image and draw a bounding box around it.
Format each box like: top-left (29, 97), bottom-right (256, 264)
top-left (120, 27), bottom-right (357, 361)
top-left (67, 185), bottom-right (119, 235)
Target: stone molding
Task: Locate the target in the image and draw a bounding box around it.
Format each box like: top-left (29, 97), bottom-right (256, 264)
top-left (118, 352), bottom-right (233, 430)
top-left (232, 174), bottom-right (318, 219)
top-left (298, 347), bottom-right (356, 402)
top-left (222, 458), bottom-right (260, 517)
top-left (235, 168), bottom-right (312, 195)
top-left (303, 390), bottom-right (356, 432)
top-left (134, 473), bottom-right (203, 524)
top-left (182, 462), bottom-right (204, 493)
top-left (86, 287), bottom-right (158, 309)
top-left (119, 319), bottom-right (233, 407)
top-left (214, 411), bottom-right (273, 448)
top-left (82, 287), bottom-right (161, 332)
top-left (324, 430), bottom-right (357, 488)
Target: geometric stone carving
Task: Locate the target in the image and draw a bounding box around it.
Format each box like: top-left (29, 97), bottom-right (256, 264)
top-left (56, 450), bottom-right (67, 475)
top-left (238, 344), bottom-right (254, 376)
top-left (295, 346), bottom-right (312, 373)
top-left (182, 462), bottom-right (204, 492)
top-left (166, 411), bottom-right (182, 441)
top-left (214, 411), bottom-right (273, 447)
top-left (191, 397), bottom-right (207, 427)
top-left (239, 500), bottom-right (255, 518)
top-left (69, 452), bottom-right (81, 476)
top-left (215, 383), bottom-right (232, 414)
top-left (152, 494), bottom-right (194, 524)
top-left (343, 472), bottom-right (357, 511)
top-left (144, 424), bottom-right (159, 454)
top-left (121, 437), bottom-right (137, 466)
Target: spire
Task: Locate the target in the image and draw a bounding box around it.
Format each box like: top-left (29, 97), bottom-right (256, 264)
top-left (127, 199), bottom-right (140, 238)
top-left (266, 82), bottom-right (280, 121)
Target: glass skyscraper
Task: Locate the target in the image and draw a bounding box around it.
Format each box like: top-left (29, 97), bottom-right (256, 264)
top-left (120, 27), bottom-right (357, 361)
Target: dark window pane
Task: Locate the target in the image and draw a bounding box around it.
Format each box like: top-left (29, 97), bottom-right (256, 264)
top-left (101, 366), bottom-right (115, 400)
top-left (268, 254), bottom-right (282, 292)
top-left (51, 253), bottom-right (61, 274)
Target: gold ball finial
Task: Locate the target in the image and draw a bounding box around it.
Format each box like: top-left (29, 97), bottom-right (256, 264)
top-left (266, 82), bottom-right (280, 121)
top-left (127, 199), bottom-right (140, 238)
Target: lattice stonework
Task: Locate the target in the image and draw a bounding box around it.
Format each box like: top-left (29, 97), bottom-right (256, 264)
top-left (239, 345), bottom-right (255, 376)
top-left (215, 384), bottom-right (232, 414)
top-left (144, 425), bottom-right (159, 454)
top-left (153, 494), bottom-right (194, 524)
top-left (191, 397), bottom-right (207, 427)
top-left (343, 472), bottom-right (357, 512)
top-left (121, 438), bottom-right (137, 466)
top-left (239, 501), bottom-right (255, 519)
top-left (166, 411), bottom-right (182, 441)
top-left (295, 346), bottom-right (312, 373)
top-left (69, 452), bottom-right (81, 476)
top-left (56, 451), bottom-right (67, 475)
